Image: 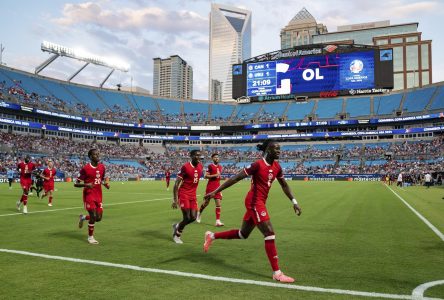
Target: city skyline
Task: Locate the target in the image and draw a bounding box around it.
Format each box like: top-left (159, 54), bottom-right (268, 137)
top-left (0, 0), bottom-right (442, 100)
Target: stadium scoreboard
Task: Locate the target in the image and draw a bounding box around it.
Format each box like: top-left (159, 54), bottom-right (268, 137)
top-left (232, 45), bottom-right (393, 101)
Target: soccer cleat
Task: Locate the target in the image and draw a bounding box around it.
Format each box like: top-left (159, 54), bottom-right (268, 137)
top-left (78, 215), bottom-right (85, 228)
top-left (16, 201), bottom-right (21, 211)
top-left (29, 192), bottom-right (33, 195)
top-left (173, 235), bottom-right (183, 244)
top-left (203, 231), bottom-right (214, 253)
top-left (48, 203), bottom-right (53, 207)
top-left (215, 220), bottom-right (224, 227)
top-left (272, 272), bottom-right (295, 283)
top-left (88, 237), bottom-right (99, 244)
top-left (23, 205), bottom-right (28, 214)
top-left (196, 212), bottom-right (201, 223)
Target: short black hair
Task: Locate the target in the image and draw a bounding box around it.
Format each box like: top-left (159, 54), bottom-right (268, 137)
top-left (256, 139), bottom-right (275, 152)
top-left (190, 149), bottom-right (200, 157)
top-left (88, 149), bottom-right (98, 158)
top-left (211, 153), bottom-right (219, 158)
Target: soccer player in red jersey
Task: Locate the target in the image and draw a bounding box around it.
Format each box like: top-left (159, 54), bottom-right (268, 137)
top-left (165, 169), bottom-right (171, 191)
top-left (40, 160), bottom-right (56, 206)
top-left (196, 153), bottom-right (224, 226)
top-left (203, 140), bottom-right (302, 283)
top-left (16, 155), bottom-right (35, 214)
top-left (171, 150), bottom-right (203, 244)
top-left (74, 149), bottom-right (110, 245)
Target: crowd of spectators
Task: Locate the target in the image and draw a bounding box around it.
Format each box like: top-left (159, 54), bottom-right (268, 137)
top-left (1, 131), bottom-right (442, 180)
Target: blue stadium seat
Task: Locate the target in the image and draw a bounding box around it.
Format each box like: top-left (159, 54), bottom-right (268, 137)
top-left (429, 86), bottom-right (444, 110)
top-left (232, 103), bottom-right (262, 122)
top-left (374, 94), bottom-right (402, 115)
top-left (345, 97), bottom-right (371, 117)
top-left (260, 102), bottom-right (287, 120)
top-left (402, 87), bottom-right (436, 113)
top-left (130, 95), bottom-right (158, 110)
top-left (316, 98), bottom-right (343, 118)
top-left (65, 84), bottom-right (107, 110)
top-left (95, 90), bottom-right (132, 109)
top-left (183, 101), bottom-right (209, 122)
top-left (0, 68), bottom-right (49, 96)
top-left (211, 103), bottom-right (235, 121)
top-left (286, 101), bottom-right (315, 120)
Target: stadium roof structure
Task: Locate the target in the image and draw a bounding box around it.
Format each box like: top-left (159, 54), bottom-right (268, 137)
top-left (35, 41), bottom-right (129, 88)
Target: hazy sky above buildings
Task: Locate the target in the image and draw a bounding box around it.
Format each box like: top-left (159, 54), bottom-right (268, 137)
top-left (0, 0), bottom-right (442, 99)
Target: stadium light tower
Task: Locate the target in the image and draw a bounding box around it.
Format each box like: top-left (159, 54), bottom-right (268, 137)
top-left (35, 41), bottom-right (130, 87)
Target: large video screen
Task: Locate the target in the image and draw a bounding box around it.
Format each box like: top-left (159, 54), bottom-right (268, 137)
top-left (246, 50), bottom-right (376, 97)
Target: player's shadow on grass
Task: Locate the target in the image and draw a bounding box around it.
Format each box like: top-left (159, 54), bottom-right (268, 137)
top-left (49, 230), bottom-right (85, 242)
top-left (157, 250), bottom-right (267, 279)
top-left (138, 229), bottom-right (173, 242)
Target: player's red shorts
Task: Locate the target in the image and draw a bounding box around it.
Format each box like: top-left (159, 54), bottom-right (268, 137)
top-left (43, 182), bottom-right (54, 192)
top-left (179, 196), bottom-right (198, 210)
top-left (83, 195), bottom-right (103, 213)
top-left (20, 179), bottom-right (32, 190)
top-left (243, 202), bottom-right (270, 225)
top-left (206, 184), bottom-right (222, 200)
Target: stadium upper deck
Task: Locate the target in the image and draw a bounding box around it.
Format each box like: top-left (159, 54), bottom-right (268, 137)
top-left (0, 65), bottom-right (443, 126)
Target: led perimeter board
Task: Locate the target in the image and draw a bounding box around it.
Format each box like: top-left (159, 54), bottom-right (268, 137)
top-left (232, 45), bottom-right (393, 101)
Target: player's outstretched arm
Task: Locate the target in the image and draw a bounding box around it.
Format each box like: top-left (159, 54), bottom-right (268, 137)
top-left (74, 180), bottom-right (93, 189)
top-left (172, 177), bottom-right (183, 209)
top-left (277, 177), bottom-right (302, 216)
top-left (204, 169), bottom-right (247, 200)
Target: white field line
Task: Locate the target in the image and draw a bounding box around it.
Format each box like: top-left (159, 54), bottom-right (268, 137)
top-left (385, 185), bottom-right (444, 242)
top-left (0, 197), bottom-right (172, 217)
top-left (412, 280), bottom-right (444, 300)
top-left (1, 248), bottom-right (442, 300)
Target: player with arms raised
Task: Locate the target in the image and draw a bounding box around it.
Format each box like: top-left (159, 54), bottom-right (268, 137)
top-left (40, 160), bottom-right (57, 206)
top-left (171, 150), bottom-right (203, 244)
top-left (75, 149), bottom-right (110, 245)
top-left (203, 140), bottom-right (302, 283)
top-left (16, 155), bottom-right (35, 214)
top-left (197, 153), bottom-right (224, 226)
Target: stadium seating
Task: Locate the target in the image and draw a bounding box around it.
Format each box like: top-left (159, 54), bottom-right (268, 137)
top-left (315, 98), bottom-right (343, 119)
top-left (374, 94), bottom-right (402, 115)
top-left (429, 86), bottom-right (444, 110)
top-left (1, 66), bottom-right (443, 126)
top-left (345, 97), bottom-right (371, 117)
top-left (285, 101), bottom-right (315, 121)
top-left (402, 87), bottom-right (436, 113)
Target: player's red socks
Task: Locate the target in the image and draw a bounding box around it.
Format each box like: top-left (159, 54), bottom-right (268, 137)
top-left (215, 206), bottom-right (221, 220)
top-left (49, 196), bottom-right (52, 204)
top-left (214, 229), bottom-right (240, 239)
top-left (88, 224), bottom-right (94, 237)
top-left (85, 215), bottom-right (90, 221)
top-left (264, 234), bottom-right (280, 272)
top-left (22, 194), bottom-right (28, 205)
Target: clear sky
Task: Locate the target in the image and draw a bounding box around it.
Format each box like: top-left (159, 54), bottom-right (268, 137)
top-left (0, 0), bottom-right (442, 99)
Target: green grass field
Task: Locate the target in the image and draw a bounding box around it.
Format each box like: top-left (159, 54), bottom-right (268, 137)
top-left (1, 180), bottom-right (443, 299)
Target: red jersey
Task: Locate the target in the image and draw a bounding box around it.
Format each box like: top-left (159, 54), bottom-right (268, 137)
top-left (42, 167), bottom-right (56, 184)
top-left (177, 162), bottom-right (203, 199)
top-left (77, 163), bottom-right (106, 202)
top-left (206, 163), bottom-right (222, 192)
top-left (243, 158), bottom-right (283, 207)
top-left (165, 171), bottom-right (171, 179)
top-left (17, 162), bottom-right (35, 181)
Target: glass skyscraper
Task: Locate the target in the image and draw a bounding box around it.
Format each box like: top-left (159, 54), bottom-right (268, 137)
top-left (209, 3), bottom-right (251, 101)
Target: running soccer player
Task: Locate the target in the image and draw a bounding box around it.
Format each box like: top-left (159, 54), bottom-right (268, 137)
top-left (165, 169), bottom-right (171, 191)
top-left (197, 153), bottom-right (224, 226)
top-left (16, 155), bottom-right (35, 214)
top-left (40, 160), bottom-right (57, 206)
top-left (203, 140), bottom-right (302, 283)
top-left (7, 168), bottom-right (14, 190)
top-left (171, 150), bottom-right (203, 244)
top-left (74, 149), bottom-right (110, 245)
top-left (30, 169), bottom-right (44, 198)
